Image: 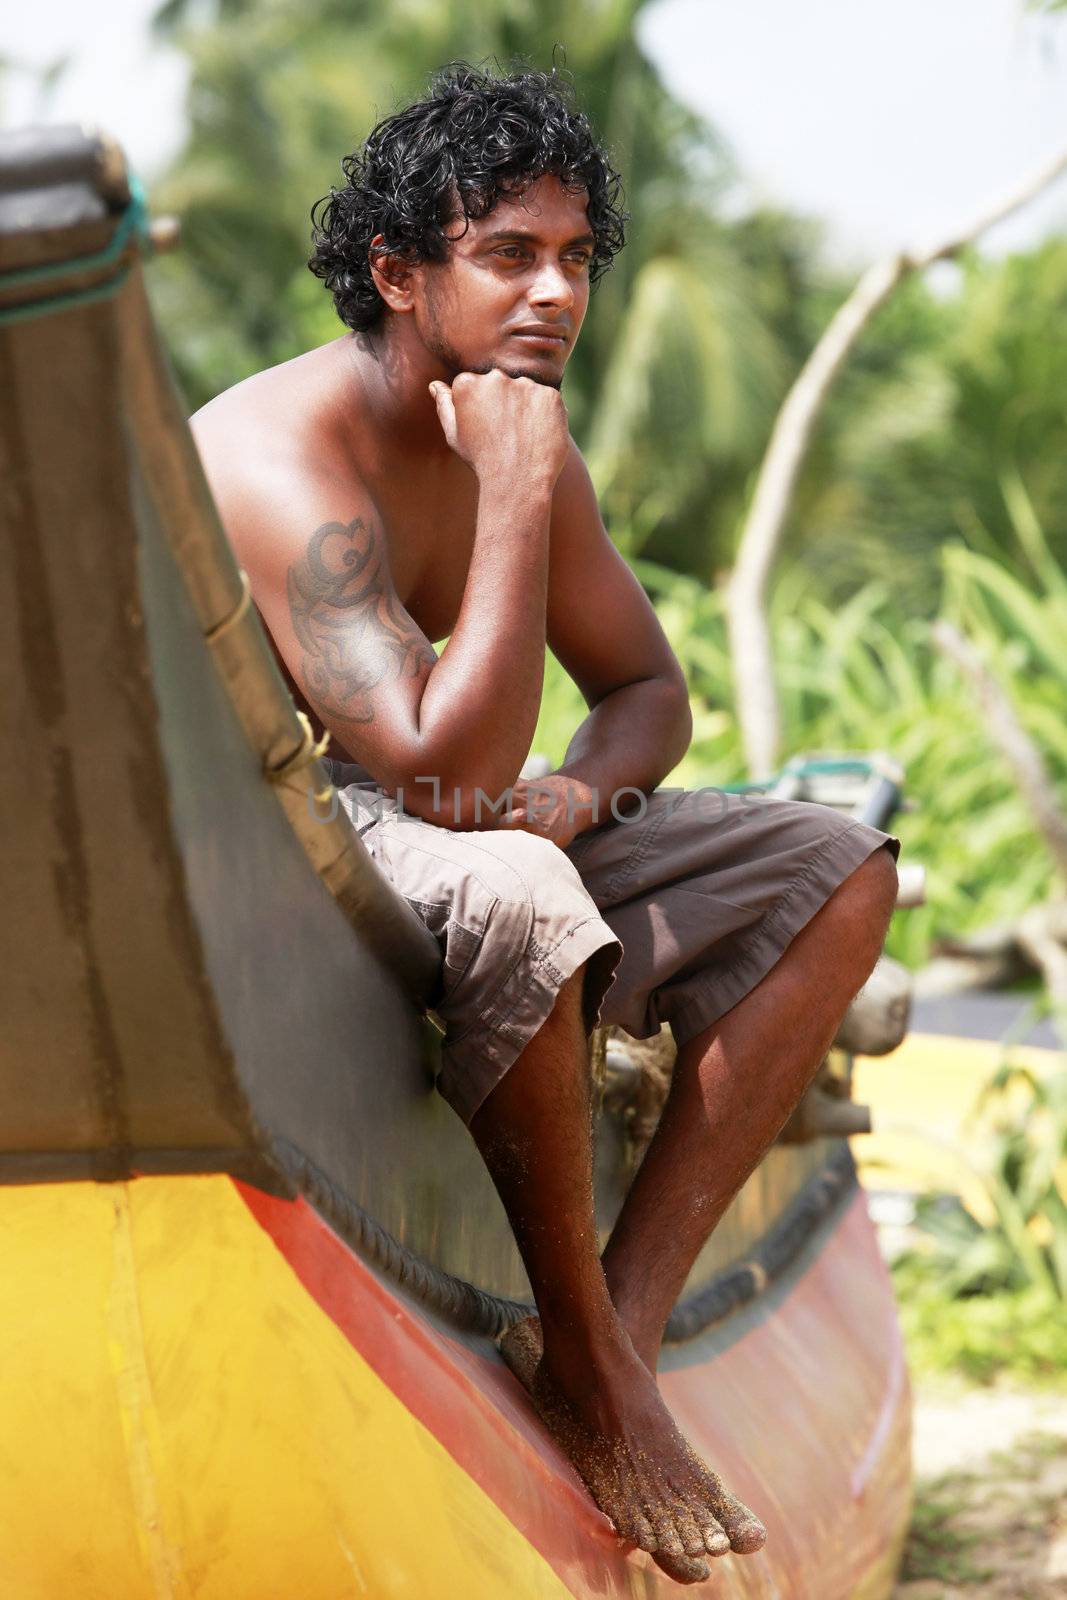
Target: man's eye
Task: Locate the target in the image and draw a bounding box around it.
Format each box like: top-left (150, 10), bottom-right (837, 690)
top-left (566, 254), bottom-right (592, 268)
top-left (494, 246), bottom-right (524, 259)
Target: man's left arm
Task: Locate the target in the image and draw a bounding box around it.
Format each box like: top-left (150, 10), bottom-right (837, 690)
top-left (505, 444), bottom-right (692, 844)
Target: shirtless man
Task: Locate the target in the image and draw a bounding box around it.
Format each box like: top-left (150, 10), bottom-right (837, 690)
top-left (192, 64), bottom-right (899, 1585)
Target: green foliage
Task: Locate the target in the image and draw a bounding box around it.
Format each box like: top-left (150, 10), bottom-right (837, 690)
top-left (899, 1479), bottom-right (993, 1584)
top-left (893, 1269), bottom-right (1067, 1386)
top-left (793, 243), bottom-right (1067, 607)
top-left (536, 536), bottom-right (1067, 969)
top-left (903, 1059), bottom-right (1067, 1301)
top-left (888, 1043), bottom-right (1067, 1386)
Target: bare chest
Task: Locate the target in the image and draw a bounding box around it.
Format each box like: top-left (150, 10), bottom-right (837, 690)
top-left (372, 473), bottom-right (480, 645)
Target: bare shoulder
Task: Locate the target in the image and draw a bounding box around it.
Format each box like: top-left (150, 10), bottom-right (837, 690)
top-left (548, 437), bottom-right (627, 582)
top-left (189, 362), bottom-right (390, 677)
top-left (547, 438), bottom-right (685, 701)
top-left (191, 353), bottom-right (363, 573)
top-left (195, 419), bottom-right (432, 751)
top-left (187, 348), bottom-right (440, 760)
top-left (191, 350), bottom-right (325, 489)
top-left (550, 437), bottom-right (601, 540)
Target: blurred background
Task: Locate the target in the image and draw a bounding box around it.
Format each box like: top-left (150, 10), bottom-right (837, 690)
top-left (5, 1), bottom-right (1067, 1588)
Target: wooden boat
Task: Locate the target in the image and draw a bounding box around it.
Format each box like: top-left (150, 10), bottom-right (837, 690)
top-left (0, 126), bottom-right (911, 1598)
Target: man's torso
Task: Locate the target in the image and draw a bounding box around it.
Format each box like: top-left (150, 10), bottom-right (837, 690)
top-left (192, 337), bottom-right (565, 757)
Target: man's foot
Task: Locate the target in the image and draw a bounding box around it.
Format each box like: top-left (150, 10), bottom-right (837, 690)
top-left (499, 1315), bottom-right (766, 1585)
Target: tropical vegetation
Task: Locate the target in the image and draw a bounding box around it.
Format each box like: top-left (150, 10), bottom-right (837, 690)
top-left (143, 0), bottom-right (1067, 976)
top-left (892, 1053), bottom-right (1067, 1385)
top-left (538, 535), bottom-right (1067, 972)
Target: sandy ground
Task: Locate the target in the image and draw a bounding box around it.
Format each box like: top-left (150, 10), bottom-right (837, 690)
top-left (896, 1382), bottom-right (1067, 1597)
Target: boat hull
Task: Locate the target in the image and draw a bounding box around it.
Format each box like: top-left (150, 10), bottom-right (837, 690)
top-left (2, 1172), bottom-right (909, 1598)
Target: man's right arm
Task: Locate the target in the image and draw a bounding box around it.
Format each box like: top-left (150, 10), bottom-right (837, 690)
top-left (193, 371), bottom-right (567, 826)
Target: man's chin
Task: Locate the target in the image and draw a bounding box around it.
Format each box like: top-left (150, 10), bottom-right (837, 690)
top-left (492, 358), bottom-right (563, 390)
top-left (432, 348), bottom-right (564, 390)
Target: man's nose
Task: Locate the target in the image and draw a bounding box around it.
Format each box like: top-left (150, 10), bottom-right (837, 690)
top-left (528, 260), bottom-right (574, 311)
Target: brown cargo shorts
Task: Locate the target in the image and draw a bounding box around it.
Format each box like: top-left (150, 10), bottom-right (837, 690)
top-left (323, 760), bottom-right (900, 1125)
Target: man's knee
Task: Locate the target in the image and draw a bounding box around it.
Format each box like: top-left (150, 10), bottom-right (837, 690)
top-left (853, 844), bottom-right (899, 915)
top-left (835, 845), bottom-right (898, 956)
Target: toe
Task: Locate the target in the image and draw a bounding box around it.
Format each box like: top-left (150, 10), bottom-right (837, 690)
top-left (725, 1516), bottom-right (767, 1556)
top-left (691, 1462), bottom-right (768, 1556)
top-left (710, 1490), bottom-right (767, 1555)
top-left (643, 1484), bottom-right (688, 1568)
top-left (652, 1550), bottom-right (711, 1584)
top-left (629, 1508), bottom-right (659, 1554)
top-left (701, 1521), bottom-right (731, 1557)
top-left (670, 1475), bottom-right (729, 1558)
top-left (609, 1461), bottom-right (659, 1555)
top-left (609, 1490), bottom-right (657, 1555)
top-left (671, 1502), bottom-right (707, 1560)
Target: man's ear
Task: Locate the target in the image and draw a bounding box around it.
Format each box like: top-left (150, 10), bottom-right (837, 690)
top-left (369, 234), bottom-right (416, 313)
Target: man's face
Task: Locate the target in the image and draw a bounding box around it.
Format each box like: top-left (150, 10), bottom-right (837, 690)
top-left (411, 175), bottom-right (594, 388)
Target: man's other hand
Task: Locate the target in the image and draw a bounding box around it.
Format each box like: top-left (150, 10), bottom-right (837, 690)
top-left (496, 774), bottom-right (599, 850)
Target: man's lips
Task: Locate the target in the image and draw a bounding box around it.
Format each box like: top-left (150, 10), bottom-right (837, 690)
top-left (508, 326), bottom-right (569, 350)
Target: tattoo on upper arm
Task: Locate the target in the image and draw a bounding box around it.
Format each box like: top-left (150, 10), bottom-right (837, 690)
top-left (286, 516), bottom-right (435, 727)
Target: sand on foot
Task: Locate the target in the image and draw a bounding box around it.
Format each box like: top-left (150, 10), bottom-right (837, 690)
top-left (499, 1314), bottom-right (766, 1587)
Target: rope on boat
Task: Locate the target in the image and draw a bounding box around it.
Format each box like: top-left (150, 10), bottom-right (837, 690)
top-left (269, 1134), bottom-right (857, 1344)
top-left (0, 176), bottom-right (152, 328)
top-left (270, 1136), bottom-right (531, 1338)
top-left (265, 710), bottom-right (332, 797)
top-left (203, 568), bottom-right (252, 643)
top-left (664, 1143), bottom-right (855, 1343)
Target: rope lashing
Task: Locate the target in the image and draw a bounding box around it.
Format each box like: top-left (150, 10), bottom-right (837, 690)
top-left (203, 574), bottom-right (335, 806)
top-left (206, 580), bottom-right (334, 804)
top-left (0, 173), bottom-right (152, 328)
top-left (266, 1136), bottom-right (857, 1343)
top-left (203, 569), bottom-right (252, 643)
top-left (266, 710), bottom-right (332, 802)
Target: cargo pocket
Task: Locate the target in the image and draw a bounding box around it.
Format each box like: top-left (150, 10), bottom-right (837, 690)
top-left (404, 898), bottom-right (482, 1003)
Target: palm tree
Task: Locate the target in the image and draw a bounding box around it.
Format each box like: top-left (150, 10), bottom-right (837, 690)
top-left (787, 243), bottom-right (1067, 611)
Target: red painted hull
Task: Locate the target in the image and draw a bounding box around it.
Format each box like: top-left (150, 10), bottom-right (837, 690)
top-left (240, 1181), bottom-right (912, 1598)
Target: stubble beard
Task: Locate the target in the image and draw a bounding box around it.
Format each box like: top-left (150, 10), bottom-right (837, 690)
top-left (422, 296), bottom-right (563, 391)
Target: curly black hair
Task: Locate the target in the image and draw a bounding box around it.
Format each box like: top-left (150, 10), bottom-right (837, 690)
top-left (308, 62), bottom-right (627, 333)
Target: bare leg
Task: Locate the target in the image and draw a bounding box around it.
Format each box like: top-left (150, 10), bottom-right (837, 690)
top-left (603, 846), bottom-right (899, 1368)
top-left (471, 967), bottom-right (763, 1583)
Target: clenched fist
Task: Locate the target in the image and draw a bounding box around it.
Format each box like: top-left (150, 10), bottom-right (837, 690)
top-left (429, 369), bottom-right (570, 494)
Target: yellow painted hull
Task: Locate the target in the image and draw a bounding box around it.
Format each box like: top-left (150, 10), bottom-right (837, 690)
top-left (855, 1029), bottom-right (1062, 1201)
top-left (4, 1172), bottom-right (909, 1599)
top-left (7, 1176), bottom-right (573, 1599)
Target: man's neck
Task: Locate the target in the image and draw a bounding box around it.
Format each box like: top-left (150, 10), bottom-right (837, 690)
top-left (335, 323), bottom-right (453, 458)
